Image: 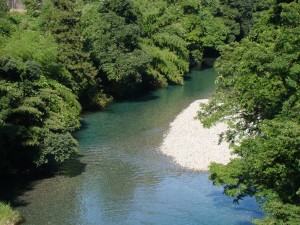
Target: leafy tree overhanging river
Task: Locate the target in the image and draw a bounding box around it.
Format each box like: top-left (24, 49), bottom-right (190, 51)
top-left (2, 68), bottom-right (263, 224)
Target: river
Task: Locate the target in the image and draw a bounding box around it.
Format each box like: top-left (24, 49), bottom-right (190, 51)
top-left (11, 68), bottom-right (263, 224)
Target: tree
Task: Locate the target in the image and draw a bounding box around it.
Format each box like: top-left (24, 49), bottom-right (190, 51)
top-left (0, 56), bottom-right (81, 171)
top-left (205, 0), bottom-right (271, 42)
top-left (81, 0), bottom-right (150, 97)
top-left (198, 0), bottom-right (300, 223)
top-left (0, 13), bottom-right (81, 172)
top-left (179, 0), bottom-right (228, 62)
top-left (39, 0), bottom-right (110, 109)
top-left (0, 0), bottom-right (8, 17)
top-left (133, 0), bottom-right (189, 87)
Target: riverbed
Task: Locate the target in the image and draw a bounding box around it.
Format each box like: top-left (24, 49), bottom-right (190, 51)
top-left (10, 68), bottom-right (263, 224)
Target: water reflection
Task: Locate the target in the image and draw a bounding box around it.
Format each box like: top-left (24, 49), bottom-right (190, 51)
top-left (1, 68), bottom-right (263, 224)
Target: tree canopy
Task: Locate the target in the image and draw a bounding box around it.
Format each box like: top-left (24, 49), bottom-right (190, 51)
top-left (2, 0), bottom-right (299, 223)
top-left (0, 1), bottom-right (83, 171)
top-left (198, 0), bottom-right (300, 223)
top-left (81, 0), bottom-right (150, 97)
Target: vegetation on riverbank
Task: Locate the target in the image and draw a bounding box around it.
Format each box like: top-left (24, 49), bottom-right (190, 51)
top-left (2, 0), bottom-right (299, 223)
top-left (0, 0), bottom-right (256, 174)
top-left (0, 202), bottom-right (23, 225)
top-left (198, 0), bottom-right (300, 224)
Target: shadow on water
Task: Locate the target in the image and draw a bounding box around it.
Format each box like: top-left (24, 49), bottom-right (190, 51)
top-left (207, 190), bottom-right (264, 222)
top-left (0, 155), bottom-right (86, 207)
top-left (236, 220), bottom-right (255, 225)
top-left (74, 119), bottom-right (89, 135)
top-left (58, 154), bottom-right (87, 178)
top-left (183, 75), bottom-right (192, 81)
top-left (0, 175), bottom-right (33, 207)
top-left (118, 92), bottom-right (160, 103)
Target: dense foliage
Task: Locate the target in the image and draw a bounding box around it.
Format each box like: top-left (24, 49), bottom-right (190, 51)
top-left (39, 0), bottom-right (110, 109)
top-left (133, 0), bottom-right (190, 86)
top-left (0, 17), bottom-right (81, 170)
top-left (2, 0), bottom-right (298, 223)
top-left (198, 0), bottom-right (300, 223)
top-left (0, 0), bottom-right (240, 173)
top-left (81, 0), bottom-right (150, 96)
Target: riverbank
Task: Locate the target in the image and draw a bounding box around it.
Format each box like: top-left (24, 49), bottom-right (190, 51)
top-left (0, 202), bottom-right (23, 225)
top-left (160, 99), bottom-right (233, 171)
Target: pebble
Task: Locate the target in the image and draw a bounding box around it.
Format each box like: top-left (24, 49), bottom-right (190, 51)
top-left (160, 99), bottom-right (234, 171)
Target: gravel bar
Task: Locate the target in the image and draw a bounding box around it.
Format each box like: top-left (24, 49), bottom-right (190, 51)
top-left (160, 99), bottom-right (233, 171)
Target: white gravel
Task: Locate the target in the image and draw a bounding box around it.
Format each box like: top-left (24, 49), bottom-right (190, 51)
top-left (160, 99), bottom-right (233, 171)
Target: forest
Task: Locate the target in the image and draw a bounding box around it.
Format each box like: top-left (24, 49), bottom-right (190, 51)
top-left (0, 0), bottom-right (299, 224)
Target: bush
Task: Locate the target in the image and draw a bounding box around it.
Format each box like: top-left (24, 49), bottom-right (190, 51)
top-left (0, 202), bottom-right (23, 225)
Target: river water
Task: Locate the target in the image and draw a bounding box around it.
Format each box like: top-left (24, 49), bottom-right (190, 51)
top-left (13, 68), bottom-right (263, 224)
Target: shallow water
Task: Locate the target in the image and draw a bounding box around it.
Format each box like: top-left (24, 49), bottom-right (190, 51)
top-left (14, 68), bottom-right (263, 224)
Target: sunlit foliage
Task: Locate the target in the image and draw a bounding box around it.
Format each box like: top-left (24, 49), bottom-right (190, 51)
top-left (0, 0), bottom-right (262, 178)
top-left (0, 12), bottom-right (80, 171)
top-left (81, 0), bottom-right (150, 96)
top-left (198, 0), bottom-right (300, 223)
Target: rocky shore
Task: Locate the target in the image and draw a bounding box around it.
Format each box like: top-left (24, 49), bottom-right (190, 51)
top-left (160, 99), bottom-right (233, 171)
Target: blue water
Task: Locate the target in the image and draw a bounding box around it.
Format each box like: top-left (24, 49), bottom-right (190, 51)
top-left (15, 68), bottom-right (264, 224)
